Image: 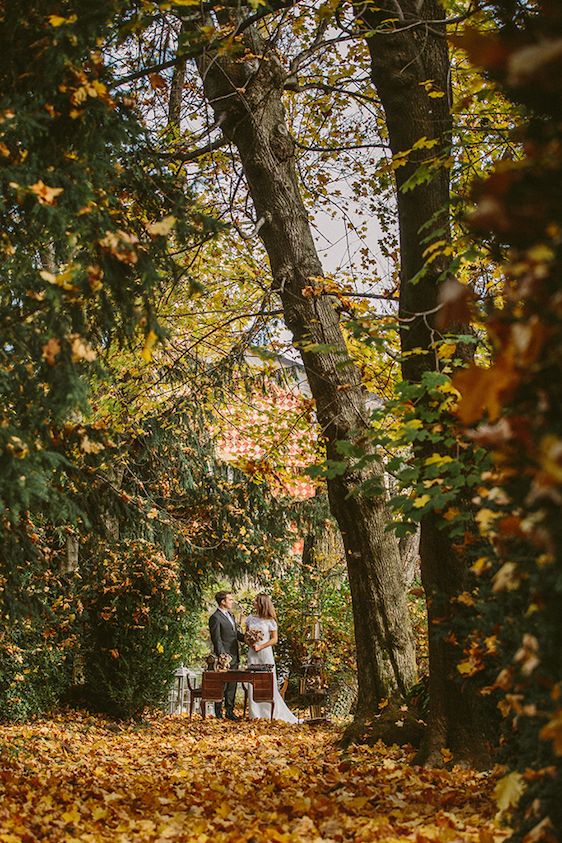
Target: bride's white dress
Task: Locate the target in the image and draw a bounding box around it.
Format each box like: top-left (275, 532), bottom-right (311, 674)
top-left (245, 615), bottom-right (298, 724)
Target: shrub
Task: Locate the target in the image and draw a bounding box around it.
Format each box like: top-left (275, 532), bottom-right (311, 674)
top-left (0, 538), bottom-right (79, 722)
top-left (80, 538), bottom-right (186, 718)
top-left (271, 568), bottom-right (356, 688)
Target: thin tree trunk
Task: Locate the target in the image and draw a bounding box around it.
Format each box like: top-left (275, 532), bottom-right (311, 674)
top-left (168, 21), bottom-right (187, 129)
top-left (192, 18), bottom-right (417, 710)
top-left (362, 0), bottom-right (491, 765)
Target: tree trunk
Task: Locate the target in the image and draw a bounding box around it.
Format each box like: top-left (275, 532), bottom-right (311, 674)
top-left (362, 1), bottom-right (491, 765)
top-left (193, 20), bottom-right (417, 711)
top-left (168, 21), bottom-right (187, 129)
top-left (399, 529), bottom-right (420, 588)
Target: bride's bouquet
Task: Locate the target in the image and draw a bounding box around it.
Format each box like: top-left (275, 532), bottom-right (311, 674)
top-left (244, 627), bottom-right (264, 647)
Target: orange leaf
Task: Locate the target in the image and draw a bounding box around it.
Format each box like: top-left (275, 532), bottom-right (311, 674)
top-left (453, 357), bottom-right (520, 425)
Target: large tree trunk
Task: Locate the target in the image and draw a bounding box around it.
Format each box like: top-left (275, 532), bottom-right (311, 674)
top-left (362, 1), bottom-right (491, 765)
top-left (192, 19), bottom-right (417, 711)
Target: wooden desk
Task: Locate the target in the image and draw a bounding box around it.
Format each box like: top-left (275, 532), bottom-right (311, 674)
top-left (200, 670), bottom-right (274, 719)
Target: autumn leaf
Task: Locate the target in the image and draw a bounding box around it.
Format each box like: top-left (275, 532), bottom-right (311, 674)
top-left (69, 334), bottom-right (96, 363)
top-left (540, 710), bottom-right (562, 756)
top-left (148, 73), bottom-right (168, 91)
top-left (437, 341), bottom-right (457, 360)
top-left (0, 714), bottom-right (501, 841)
top-left (522, 816), bottom-right (557, 842)
top-left (147, 215), bottom-right (176, 238)
top-left (436, 278), bottom-right (475, 330)
top-left (451, 28), bottom-right (511, 73)
top-left (42, 337), bottom-right (61, 365)
top-left (99, 230), bottom-right (139, 265)
top-left (79, 435), bottom-right (104, 454)
top-left (39, 266), bottom-right (78, 291)
top-left (457, 657), bottom-right (482, 676)
top-left (493, 771), bottom-right (525, 814)
top-left (141, 330), bottom-right (159, 362)
top-left (492, 561), bottom-right (520, 593)
top-left (453, 358), bottom-right (520, 425)
top-left (29, 180), bottom-right (64, 205)
top-left (47, 13), bottom-right (77, 26)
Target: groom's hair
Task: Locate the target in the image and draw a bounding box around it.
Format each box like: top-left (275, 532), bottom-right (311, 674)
top-left (215, 590), bottom-right (231, 606)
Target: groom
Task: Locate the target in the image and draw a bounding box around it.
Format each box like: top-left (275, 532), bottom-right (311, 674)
top-left (208, 591), bottom-right (245, 720)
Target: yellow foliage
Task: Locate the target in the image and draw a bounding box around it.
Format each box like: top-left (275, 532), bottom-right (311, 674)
top-left (141, 330), bottom-right (158, 362)
top-left (493, 771), bottom-right (526, 815)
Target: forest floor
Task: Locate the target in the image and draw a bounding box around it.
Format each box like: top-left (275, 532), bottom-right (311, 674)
top-left (0, 712), bottom-right (509, 842)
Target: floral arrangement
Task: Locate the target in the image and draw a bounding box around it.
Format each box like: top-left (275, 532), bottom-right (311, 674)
top-left (244, 627), bottom-right (264, 648)
top-left (204, 652), bottom-right (233, 671)
top-left (217, 653), bottom-right (232, 671)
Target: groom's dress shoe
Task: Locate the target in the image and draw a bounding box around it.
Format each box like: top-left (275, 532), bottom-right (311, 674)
top-left (225, 712), bottom-right (240, 721)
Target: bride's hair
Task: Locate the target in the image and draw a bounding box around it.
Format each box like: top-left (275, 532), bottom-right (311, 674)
top-left (254, 593), bottom-right (277, 620)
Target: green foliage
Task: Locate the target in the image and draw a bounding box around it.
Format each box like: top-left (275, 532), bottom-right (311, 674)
top-left (0, 1), bottom-right (222, 722)
top-left (80, 538), bottom-right (186, 718)
top-left (271, 556), bottom-right (355, 688)
top-left (375, 368), bottom-right (489, 537)
top-left (0, 0), bottom-right (211, 531)
top-left (0, 525), bottom-right (79, 722)
top-left (78, 404), bottom-right (307, 587)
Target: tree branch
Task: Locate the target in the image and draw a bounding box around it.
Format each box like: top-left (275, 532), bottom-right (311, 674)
top-left (112, 0), bottom-right (297, 88)
top-left (161, 135), bottom-right (228, 162)
top-left (293, 138), bottom-right (389, 153)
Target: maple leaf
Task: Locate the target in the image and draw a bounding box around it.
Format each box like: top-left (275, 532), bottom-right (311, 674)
top-left (141, 330), bottom-right (159, 362)
top-left (149, 73), bottom-right (168, 91)
top-left (453, 358), bottom-right (520, 425)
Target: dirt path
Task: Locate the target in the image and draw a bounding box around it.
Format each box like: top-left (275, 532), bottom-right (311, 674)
top-left (0, 713), bottom-right (505, 842)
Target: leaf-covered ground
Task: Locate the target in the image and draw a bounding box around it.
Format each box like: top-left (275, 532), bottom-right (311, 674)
top-left (0, 713), bottom-right (507, 842)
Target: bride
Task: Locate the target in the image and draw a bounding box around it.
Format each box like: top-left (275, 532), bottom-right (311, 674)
top-left (245, 594), bottom-right (298, 724)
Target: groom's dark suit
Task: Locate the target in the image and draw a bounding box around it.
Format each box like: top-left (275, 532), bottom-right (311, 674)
top-left (209, 608), bottom-right (245, 717)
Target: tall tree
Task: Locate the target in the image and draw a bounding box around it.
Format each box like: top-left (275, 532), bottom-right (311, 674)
top-left (358, 0), bottom-right (490, 764)
top-left (181, 10), bottom-right (418, 710)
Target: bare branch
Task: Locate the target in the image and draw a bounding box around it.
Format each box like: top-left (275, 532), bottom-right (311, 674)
top-left (285, 79), bottom-right (381, 108)
top-left (235, 213), bottom-right (272, 241)
top-left (112, 0), bottom-right (297, 87)
top-left (293, 138), bottom-right (389, 154)
top-left (161, 135), bottom-right (228, 162)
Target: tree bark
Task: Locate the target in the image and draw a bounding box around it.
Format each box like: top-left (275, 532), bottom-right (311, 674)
top-left (168, 21), bottom-right (187, 129)
top-left (362, 0), bottom-right (491, 765)
top-left (193, 19), bottom-right (417, 711)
